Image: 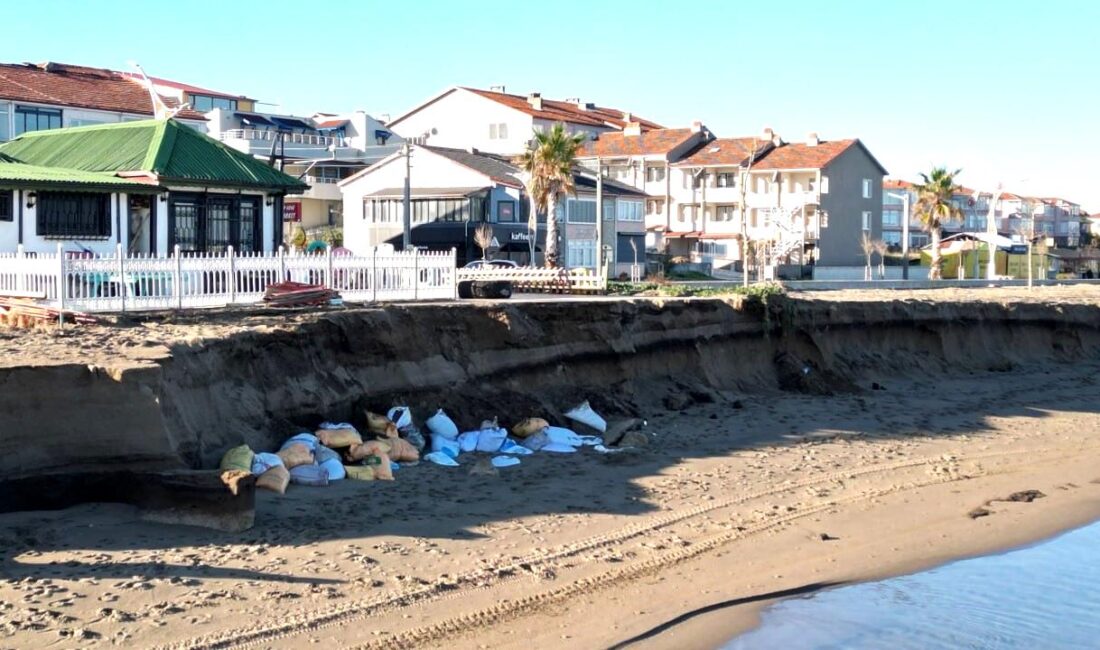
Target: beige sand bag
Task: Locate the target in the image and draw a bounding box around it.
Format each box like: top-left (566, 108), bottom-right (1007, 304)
top-left (277, 443), bottom-right (314, 469)
top-left (511, 418), bottom-right (549, 439)
top-left (346, 440), bottom-right (390, 462)
top-left (344, 465), bottom-right (375, 481)
top-left (256, 465), bottom-right (290, 494)
top-left (387, 437), bottom-right (420, 462)
top-left (315, 427), bottom-right (362, 449)
top-left (366, 411), bottom-right (397, 435)
top-left (219, 444), bottom-right (254, 472)
top-left (368, 452), bottom-right (394, 481)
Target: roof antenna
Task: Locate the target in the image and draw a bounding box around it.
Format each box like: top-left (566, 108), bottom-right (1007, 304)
top-left (128, 61), bottom-right (189, 120)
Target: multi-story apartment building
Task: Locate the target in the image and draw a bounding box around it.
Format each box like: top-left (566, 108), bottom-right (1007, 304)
top-left (0, 61), bottom-right (217, 140)
top-left (387, 86), bottom-right (662, 156)
top-left (205, 108), bottom-right (403, 238)
top-left (583, 127), bottom-right (885, 270)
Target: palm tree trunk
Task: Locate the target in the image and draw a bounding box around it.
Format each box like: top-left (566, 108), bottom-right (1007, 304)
top-left (545, 194), bottom-right (560, 268)
top-left (930, 226), bottom-right (943, 280)
top-left (527, 194), bottom-right (538, 265)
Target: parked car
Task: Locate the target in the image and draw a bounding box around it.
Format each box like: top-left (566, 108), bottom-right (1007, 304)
top-left (463, 259), bottom-right (520, 270)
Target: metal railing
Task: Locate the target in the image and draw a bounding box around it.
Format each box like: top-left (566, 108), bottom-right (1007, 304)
top-left (0, 244), bottom-right (457, 313)
top-left (220, 129), bottom-right (345, 147)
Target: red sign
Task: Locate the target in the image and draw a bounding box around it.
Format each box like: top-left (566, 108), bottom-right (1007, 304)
top-left (283, 202), bottom-right (302, 222)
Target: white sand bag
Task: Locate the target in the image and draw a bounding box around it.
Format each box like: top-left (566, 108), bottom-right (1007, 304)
top-left (545, 426), bottom-right (585, 447)
top-left (387, 406), bottom-right (413, 430)
top-left (457, 431), bottom-right (480, 453)
top-left (476, 427), bottom-right (508, 453)
top-left (426, 409), bottom-right (459, 439)
top-left (431, 434), bottom-right (460, 459)
top-left (319, 457), bottom-right (346, 480)
top-left (491, 455), bottom-right (521, 468)
top-left (564, 401), bottom-right (607, 433)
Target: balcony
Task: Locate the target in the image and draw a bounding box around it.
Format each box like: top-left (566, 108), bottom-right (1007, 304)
top-left (290, 176), bottom-right (343, 201)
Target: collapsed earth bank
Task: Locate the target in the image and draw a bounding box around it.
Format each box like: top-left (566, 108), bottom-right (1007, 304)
top-left (2, 295), bottom-right (1098, 483)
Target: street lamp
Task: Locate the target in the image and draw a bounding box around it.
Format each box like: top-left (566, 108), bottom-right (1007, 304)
top-left (402, 130), bottom-right (435, 251)
top-left (887, 192), bottom-right (911, 280)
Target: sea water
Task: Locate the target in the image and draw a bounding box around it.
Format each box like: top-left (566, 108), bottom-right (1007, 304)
top-left (724, 520), bottom-right (1100, 649)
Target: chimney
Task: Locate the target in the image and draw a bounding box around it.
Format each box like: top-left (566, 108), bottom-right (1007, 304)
top-left (762, 126), bottom-right (774, 140)
top-left (527, 92), bottom-right (543, 110)
top-left (489, 85), bottom-right (506, 93)
top-left (806, 132), bottom-right (819, 146)
top-left (691, 120), bottom-right (703, 133)
top-left (623, 121), bottom-right (642, 137)
top-left (380, 113), bottom-right (391, 124)
top-left (622, 111), bottom-right (632, 122)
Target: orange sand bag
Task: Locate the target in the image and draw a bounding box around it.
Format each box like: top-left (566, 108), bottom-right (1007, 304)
top-left (368, 452), bottom-right (394, 481)
top-left (386, 437), bottom-right (420, 462)
top-left (315, 427), bottom-right (362, 449)
top-left (366, 411), bottom-right (396, 434)
top-left (344, 465), bottom-right (375, 481)
top-left (512, 418), bottom-right (549, 439)
top-left (256, 465), bottom-right (290, 494)
top-left (277, 443), bottom-right (314, 469)
top-left (346, 440), bottom-right (390, 462)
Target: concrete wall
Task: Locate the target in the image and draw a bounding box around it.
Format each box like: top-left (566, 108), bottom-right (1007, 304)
top-left (817, 146), bottom-right (884, 266)
top-left (0, 189), bottom-right (130, 255)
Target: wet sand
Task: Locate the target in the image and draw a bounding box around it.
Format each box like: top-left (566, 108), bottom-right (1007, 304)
top-left (2, 354), bottom-right (1099, 649)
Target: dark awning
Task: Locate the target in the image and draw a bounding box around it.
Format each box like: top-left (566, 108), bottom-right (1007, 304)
top-left (374, 129), bottom-right (391, 141)
top-left (235, 112), bottom-right (275, 127)
top-left (270, 116), bottom-right (314, 131)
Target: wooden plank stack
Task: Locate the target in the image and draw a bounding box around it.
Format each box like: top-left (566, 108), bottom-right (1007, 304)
top-left (262, 282), bottom-right (339, 308)
top-left (0, 295), bottom-right (98, 328)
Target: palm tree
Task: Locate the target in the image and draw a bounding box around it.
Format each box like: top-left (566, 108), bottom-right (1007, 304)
top-left (516, 123), bottom-right (586, 267)
top-left (912, 167), bottom-right (963, 280)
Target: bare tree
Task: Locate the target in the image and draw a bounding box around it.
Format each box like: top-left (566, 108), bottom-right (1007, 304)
top-left (872, 239), bottom-right (888, 279)
top-left (474, 223), bottom-right (494, 260)
top-left (860, 232), bottom-right (874, 280)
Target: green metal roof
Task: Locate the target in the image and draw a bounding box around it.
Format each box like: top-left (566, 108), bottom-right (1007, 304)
top-left (0, 119), bottom-right (308, 192)
top-left (0, 161), bottom-right (155, 191)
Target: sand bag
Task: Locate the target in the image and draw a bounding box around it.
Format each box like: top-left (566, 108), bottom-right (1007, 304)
top-left (281, 433), bottom-right (319, 452)
top-left (511, 418), bottom-right (549, 439)
top-left (364, 452), bottom-right (394, 481)
top-left (316, 426), bottom-right (362, 449)
top-left (250, 452), bottom-right (284, 475)
top-left (521, 430), bottom-right (550, 451)
top-left (545, 426), bottom-right (585, 447)
top-left (426, 409), bottom-right (459, 439)
top-left (564, 401), bottom-right (607, 433)
top-left (457, 431), bottom-right (480, 453)
top-left (386, 406), bottom-right (413, 430)
top-left (476, 427), bottom-right (508, 453)
top-left (491, 455), bottom-right (521, 468)
top-left (366, 411), bottom-right (398, 436)
top-left (277, 442), bottom-right (314, 469)
top-left (219, 444), bottom-right (254, 473)
top-left (289, 463), bottom-right (330, 487)
top-left (320, 456), bottom-right (346, 481)
top-left (344, 465), bottom-right (375, 481)
top-left (401, 424), bottom-right (427, 451)
top-left (424, 451), bottom-right (460, 467)
top-left (431, 434), bottom-right (460, 459)
top-left (256, 465), bottom-right (290, 494)
top-left (346, 440), bottom-right (390, 462)
top-left (387, 437), bottom-right (420, 463)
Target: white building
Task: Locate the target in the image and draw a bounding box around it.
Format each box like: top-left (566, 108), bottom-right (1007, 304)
top-left (386, 86), bottom-right (663, 156)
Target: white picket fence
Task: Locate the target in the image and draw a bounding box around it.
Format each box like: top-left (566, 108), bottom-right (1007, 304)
top-left (0, 244), bottom-right (457, 313)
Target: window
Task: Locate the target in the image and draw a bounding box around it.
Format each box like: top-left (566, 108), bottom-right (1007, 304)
top-left (820, 176), bottom-right (830, 194)
top-left (37, 192), bottom-right (111, 239)
top-left (567, 239), bottom-right (596, 268)
top-left (603, 198), bottom-right (616, 221)
top-left (0, 190), bottom-right (11, 222)
top-left (882, 231), bottom-right (902, 245)
top-left (618, 200), bottom-right (643, 222)
top-left (566, 198), bottom-right (597, 223)
top-left (0, 102), bottom-right (10, 141)
top-left (715, 205), bottom-right (738, 222)
top-left (882, 209), bottom-right (901, 227)
top-left (862, 211), bottom-right (872, 231)
top-left (169, 194), bottom-right (261, 253)
top-left (645, 166), bottom-right (666, 183)
top-left (716, 172), bottom-right (737, 188)
top-left (646, 199), bottom-right (665, 215)
top-left (14, 106), bottom-right (62, 136)
top-left (489, 123), bottom-right (509, 140)
top-left (497, 200), bottom-right (516, 223)
top-left (862, 179), bottom-right (874, 199)
top-left (190, 95), bottom-right (237, 113)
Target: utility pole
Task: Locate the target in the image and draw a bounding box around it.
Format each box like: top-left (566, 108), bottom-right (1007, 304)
top-left (888, 191), bottom-right (911, 280)
top-left (595, 159), bottom-right (604, 277)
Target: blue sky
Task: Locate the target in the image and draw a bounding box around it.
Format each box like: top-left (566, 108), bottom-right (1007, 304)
top-left (6, 0), bottom-right (1099, 210)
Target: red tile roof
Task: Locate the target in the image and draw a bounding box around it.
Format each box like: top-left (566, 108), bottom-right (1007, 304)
top-left (580, 128), bottom-right (698, 158)
top-left (316, 118), bottom-right (348, 129)
top-left (462, 88), bottom-right (663, 130)
top-left (750, 139), bottom-right (858, 170)
top-left (116, 72), bottom-right (251, 101)
top-left (673, 137), bottom-right (769, 167)
top-left (0, 62), bottom-right (207, 121)
top-left (884, 179), bottom-right (914, 190)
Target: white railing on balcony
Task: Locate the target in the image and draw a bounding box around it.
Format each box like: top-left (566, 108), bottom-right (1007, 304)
top-left (220, 129), bottom-right (346, 148)
top-left (0, 244), bottom-right (456, 313)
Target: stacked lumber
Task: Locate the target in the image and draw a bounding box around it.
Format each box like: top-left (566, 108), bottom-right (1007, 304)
top-left (262, 282), bottom-right (339, 308)
top-left (0, 296), bottom-right (97, 327)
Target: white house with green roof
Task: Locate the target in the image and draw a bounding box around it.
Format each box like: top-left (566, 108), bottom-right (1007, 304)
top-left (0, 119), bottom-right (306, 255)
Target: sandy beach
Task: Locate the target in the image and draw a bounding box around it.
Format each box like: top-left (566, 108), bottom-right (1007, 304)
top-left (2, 315), bottom-right (1099, 649)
